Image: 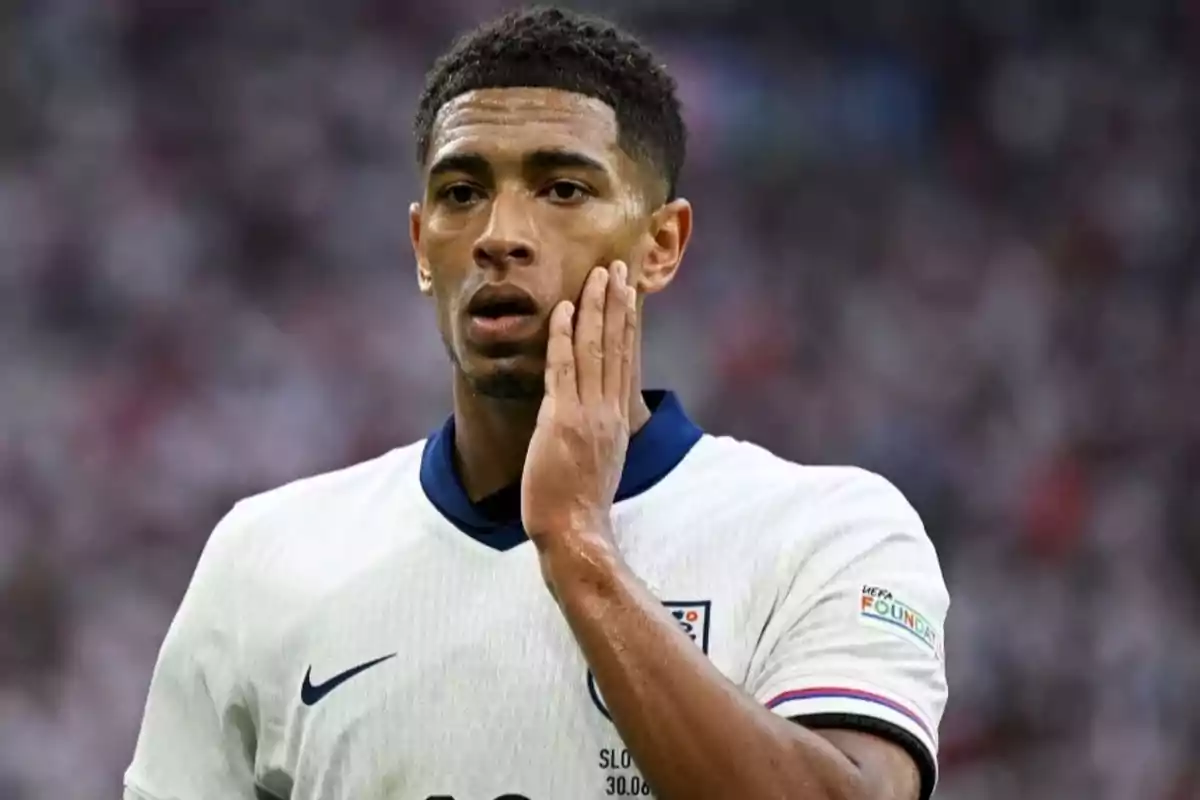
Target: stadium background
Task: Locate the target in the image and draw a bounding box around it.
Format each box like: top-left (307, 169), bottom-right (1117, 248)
top-left (1, 0), bottom-right (1198, 797)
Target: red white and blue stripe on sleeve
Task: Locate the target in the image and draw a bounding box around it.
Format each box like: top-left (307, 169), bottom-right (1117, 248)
top-left (765, 685), bottom-right (935, 741)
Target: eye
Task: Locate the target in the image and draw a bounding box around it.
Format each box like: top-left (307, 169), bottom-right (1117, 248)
top-left (543, 181), bottom-right (591, 203)
top-left (438, 184), bottom-right (483, 207)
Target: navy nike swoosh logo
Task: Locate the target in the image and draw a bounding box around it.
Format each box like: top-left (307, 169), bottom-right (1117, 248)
top-left (300, 653), bottom-right (396, 706)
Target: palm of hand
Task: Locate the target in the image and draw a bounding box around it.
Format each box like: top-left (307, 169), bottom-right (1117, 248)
top-left (521, 395), bottom-right (629, 542)
top-left (519, 261), bottom-right (637, 552)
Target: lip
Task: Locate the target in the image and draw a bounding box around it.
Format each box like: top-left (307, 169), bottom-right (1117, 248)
top-left (466, 283), bottom-right (540, 317)
top-left (465, 312), bottom-right (542, 344)
top-left (463, 282), bottom-right (543, 348)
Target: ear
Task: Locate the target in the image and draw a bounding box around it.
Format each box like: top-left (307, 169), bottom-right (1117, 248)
top-left (637, 198), bottom-right (692, 296)
top-left (410, 202), bottom-right (433, 296)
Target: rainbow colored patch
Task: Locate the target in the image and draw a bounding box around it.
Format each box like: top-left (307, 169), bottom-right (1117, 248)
top-left (860, 585), bottom-right (941, 658)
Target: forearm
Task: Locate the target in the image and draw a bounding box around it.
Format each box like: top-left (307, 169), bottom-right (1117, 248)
top-left (542, 542), bottom-right (868, 800)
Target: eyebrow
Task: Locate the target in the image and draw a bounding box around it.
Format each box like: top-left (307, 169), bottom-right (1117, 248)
top-left (523, 148), bottom-right (608, 175)
top-left (428, 153), bottom-right (492, 181)
top-left (427, 148), bottom-right (609, 182)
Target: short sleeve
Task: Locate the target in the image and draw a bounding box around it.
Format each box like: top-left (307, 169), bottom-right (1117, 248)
top-left (748, 471), bottom-right (949, 800)
top-left (124, 506), bottom-right (258, 800)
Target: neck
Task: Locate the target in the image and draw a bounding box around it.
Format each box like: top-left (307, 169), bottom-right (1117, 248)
top-left (451, 372), bottom-right (652, 502)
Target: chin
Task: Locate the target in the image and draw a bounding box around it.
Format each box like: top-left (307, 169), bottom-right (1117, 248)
top-left (462, 356), bottom-right (546, 401)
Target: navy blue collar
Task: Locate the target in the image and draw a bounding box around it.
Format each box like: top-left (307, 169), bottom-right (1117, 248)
top-left (419, 390), bottom-right (703, 552)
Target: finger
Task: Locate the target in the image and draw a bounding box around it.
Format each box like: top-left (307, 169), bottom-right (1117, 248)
top-left (574, 266), bottom-right (609, 403)
top-left (620, 278), bottom-right (637, 418)
top-left (602, 260), bottom-right (629, 403)
top-left (544, 300), bottom-right (577, 402)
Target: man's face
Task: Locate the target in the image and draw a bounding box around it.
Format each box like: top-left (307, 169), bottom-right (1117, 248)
top-left (410, 87), bottom-right (654, 400)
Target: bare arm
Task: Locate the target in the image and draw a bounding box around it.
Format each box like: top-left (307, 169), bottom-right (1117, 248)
top-left (545, 544), bottom-right (922, 800)
top-left (522, 264), bottom-right (936, 799)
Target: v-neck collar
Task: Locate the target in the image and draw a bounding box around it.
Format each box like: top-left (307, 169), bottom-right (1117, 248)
top-left (419, 390), bottom-right (703, 552)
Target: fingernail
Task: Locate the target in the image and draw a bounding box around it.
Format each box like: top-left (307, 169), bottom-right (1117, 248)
top-left (564, 301), bottom-right (575, 317)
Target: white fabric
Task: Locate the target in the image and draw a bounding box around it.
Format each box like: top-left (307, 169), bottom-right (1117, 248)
top-left (125, 435), bottom-right (948, 800)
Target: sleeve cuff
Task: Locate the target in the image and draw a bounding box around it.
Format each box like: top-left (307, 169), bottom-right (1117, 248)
top-left (764, 685), bottom-right (938, 798)
top-left (789, 712), bottom-right (937, 800)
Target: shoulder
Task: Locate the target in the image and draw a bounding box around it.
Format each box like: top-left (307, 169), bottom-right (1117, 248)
top-left (229, 440), bottom-right (426, 532)
top-left (152, 442), bottom-right (431, 685)
top-left (687, 434), bottom-right (921, 522)
top-left (683, 434), bottom-right (936, 573)
top-left (195, 441), bottom-right (428, 592)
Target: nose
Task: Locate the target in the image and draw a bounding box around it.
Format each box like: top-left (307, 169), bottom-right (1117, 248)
top-left (473, 192), bottom-right (536, 270)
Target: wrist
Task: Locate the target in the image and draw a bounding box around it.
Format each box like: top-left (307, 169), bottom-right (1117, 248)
top-left (536, 524), bottom-right (624, 598)
top-left (527, 507), bottom-right (613, 557)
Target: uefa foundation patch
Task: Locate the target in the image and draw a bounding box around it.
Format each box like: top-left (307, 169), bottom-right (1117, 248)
top-left (860, 585), bottom-right (943, 660)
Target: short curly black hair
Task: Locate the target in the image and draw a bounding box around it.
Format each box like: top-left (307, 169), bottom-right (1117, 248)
top-left (414, 6), bottom-right (686, 203)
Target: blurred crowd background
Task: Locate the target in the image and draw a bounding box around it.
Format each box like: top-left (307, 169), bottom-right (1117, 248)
top-left (1, 0), bottom-right (1198, 797)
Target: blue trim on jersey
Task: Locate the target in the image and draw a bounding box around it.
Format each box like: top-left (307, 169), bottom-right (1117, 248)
top-left (420, 390), bottom-right (703, 552)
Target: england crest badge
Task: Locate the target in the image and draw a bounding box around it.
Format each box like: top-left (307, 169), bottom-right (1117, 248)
top-left (588, 600), bottom-right (711, 720)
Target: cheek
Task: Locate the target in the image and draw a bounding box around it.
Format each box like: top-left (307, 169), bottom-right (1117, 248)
top-left (432, 293), bottom-right (464, 353)
top-left (561, 206), bottom-right (637, 256)
top-left (422, 235), bottom-right (471, 297)
top-left (420, 245), bottom-right (471, 340)
top-left (432, 277), bottom-right (466, 343)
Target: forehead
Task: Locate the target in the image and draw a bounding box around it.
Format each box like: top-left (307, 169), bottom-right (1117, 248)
top-left (427, 87), bottom-right (623, 169)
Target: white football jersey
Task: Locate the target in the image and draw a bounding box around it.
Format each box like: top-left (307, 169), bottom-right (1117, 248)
top-left (125, 391), bottom-right (948, 800)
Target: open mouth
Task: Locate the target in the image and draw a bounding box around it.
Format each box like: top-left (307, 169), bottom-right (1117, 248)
top-left (465, 284), bottom-right (541, 344)
top-left (467, 285), bottom-right (539, 319)
top-left (470, 298), bottom-right (537, 318)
